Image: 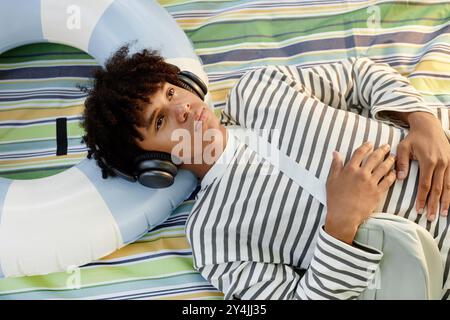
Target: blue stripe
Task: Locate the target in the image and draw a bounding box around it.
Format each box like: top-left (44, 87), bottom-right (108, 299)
top-left (0, 81), bottom-right (91, 91)
top-left (411, 73), bottom-right (450, 79)
top-left (88, 0), bottom-right (198, 66)
top-left (0, 95), bottom-right (85, 102)
top-left (0, 66), bottom-right (98, 80)
top-left (0, 178), bottom-right (12, 278)
top-left (112, 284), bottom-right (216, 300)
top-left (199, 25), bottom-right (450, 64)
top-left (76, 158), bottom-right (197, 244)
top-left (150, 220), bottom-right (186, 232)
top-left (83, 251), bottom-right (192, 267)
top-left (0, 178), bottom-right (12, 223)
top-left (189, 17), bottom-right (449, 45)
top-left (0, 138), bottom-right (84, 153)
top-left (0, 165), bottom-right (74, 176)
top-left (0, 116), bottom-right (82, 127)
top-left (0, 89), bottom-right (85, 96)
top-left (0, 0), bottom-right (44, 55)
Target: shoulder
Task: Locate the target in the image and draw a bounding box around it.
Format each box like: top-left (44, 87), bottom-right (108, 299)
top-left (234, 66), bottom-right (284, 88)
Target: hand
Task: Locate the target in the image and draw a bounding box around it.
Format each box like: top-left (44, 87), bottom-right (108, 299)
top-left (325, 142), bottom-right (397, 244)
top-left (395, 112), bottom-right (450, 221)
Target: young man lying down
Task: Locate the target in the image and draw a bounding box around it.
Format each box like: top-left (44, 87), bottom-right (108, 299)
top-left (82, 46), bottom-right (450, 300)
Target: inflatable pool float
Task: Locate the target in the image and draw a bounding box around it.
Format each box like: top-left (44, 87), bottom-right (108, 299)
top-left (0, 0), bottom-right (206, 278)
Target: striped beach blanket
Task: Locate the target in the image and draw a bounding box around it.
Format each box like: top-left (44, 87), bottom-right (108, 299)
top-left (0, 0), bottom-right (449, 299)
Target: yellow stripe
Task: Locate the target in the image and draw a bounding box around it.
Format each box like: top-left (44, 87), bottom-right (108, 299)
top-left (0, 154), bottom-right (83, 165)
top-left (101, 236), bottom-right (191, 260)
top-left (175, 3), bottom-right (400, 28)
top-left (413, 60), bottom-right (450, 73)
top-left (0, 105), bottom-right (84, 121)
top-left (410, 78), bottom-right (450, 95)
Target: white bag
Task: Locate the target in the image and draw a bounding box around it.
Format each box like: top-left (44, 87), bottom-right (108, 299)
top-left (355, 213), bottom-right (443, 299)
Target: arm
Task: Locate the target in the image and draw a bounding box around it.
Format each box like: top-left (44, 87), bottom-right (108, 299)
top-left (286, 57), bottom-right (437, 127)
top-left (277, 59), bottom-right (449, 219)
top-left (224, 60), bottom-right (449, 221)
top-left (222, 58), bottom-right (437, 129)
top-left (199, 227), bottom-right (382, 300)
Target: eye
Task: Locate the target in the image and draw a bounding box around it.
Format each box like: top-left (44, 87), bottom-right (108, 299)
top-left (156, 114), bottom-right (164, 131)
top-left (167, 87), bottom-right (174, 99)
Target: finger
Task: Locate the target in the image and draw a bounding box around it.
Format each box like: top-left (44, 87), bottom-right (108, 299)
top-left (416, 160), bottom-right (435, 217)
top-left (378, 169), bottom-right (397, 191)
top-left (372, 153), bottom-right (396, 183)
top-left (396, 141), bottom-right (410, 180)
top-left (327, 151), bottom-right (343, 181)
top-left (440, 168), bottom-right (450, 217)
top-left (426, 161), bottom-right (446, 221)
top-left (348, 141), bottom-right (374, 168)
top-left (362, 143), bottom-right (391, 172)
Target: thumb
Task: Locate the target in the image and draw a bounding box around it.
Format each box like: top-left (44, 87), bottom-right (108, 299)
top-left (328, 150), bottom-right (343, 181)
top-left (396, 141), bottom-right (410, 180)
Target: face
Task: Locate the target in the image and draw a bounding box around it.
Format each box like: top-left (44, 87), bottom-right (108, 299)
top-left (135, 82), bottom-right (223, 165)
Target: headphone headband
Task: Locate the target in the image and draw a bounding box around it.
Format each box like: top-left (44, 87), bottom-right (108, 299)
top-left (178, 70), bottom-right (207, 101)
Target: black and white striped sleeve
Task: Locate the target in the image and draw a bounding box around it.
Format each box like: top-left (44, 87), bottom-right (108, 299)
top-left (297, 57), bottom-right (436, 127)
top-left (198, 227), bottom-right (382, 300)
top-left (223, 57), bottom-right (436, 130)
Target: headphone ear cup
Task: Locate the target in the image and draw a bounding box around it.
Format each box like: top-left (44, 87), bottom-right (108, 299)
top-left (178, 70), bottom-right (208, 101)
top-left (138, 170), bottom-right (174, 189)
top-left (134, 152), bottom-right (178, 188)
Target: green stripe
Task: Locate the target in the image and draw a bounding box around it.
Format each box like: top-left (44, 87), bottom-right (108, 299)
top-left (0, 138), bottom-right (84, 153)
top-left (0, 256), bottom-right (195, 292)
top-left (185, 3), bottom-right (449, 47)
top-left (0, 166), bottom-right (77, 180)
top-left (0, 273), bottom-right (211, 299)
top-left (0, 43), bottom-right (93, 63)
top-left (200, 37), bottom-right (450, 74)
top-left (0, 79), bottom-right (92, 90)
top-left (0, 121), bottom-right (84, 142)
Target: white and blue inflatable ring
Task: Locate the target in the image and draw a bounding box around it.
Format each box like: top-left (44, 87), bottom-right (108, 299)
top-left (0, 0), bottom-right (203, 278)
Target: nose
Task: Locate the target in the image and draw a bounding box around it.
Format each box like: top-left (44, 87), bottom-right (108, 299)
top-left (174, 102), bottom-right (190, 123)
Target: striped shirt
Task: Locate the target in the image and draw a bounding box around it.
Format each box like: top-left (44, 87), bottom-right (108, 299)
top-left (185, 57), bottom-right (450, 300)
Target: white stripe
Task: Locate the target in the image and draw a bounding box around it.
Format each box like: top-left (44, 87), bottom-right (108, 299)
top-left (41, 0), bottom-right (114, 52)
top-left (0, 166), bottom-right (122, 277)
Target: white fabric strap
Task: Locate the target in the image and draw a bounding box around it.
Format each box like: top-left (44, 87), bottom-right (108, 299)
top-left (230, 127), bottom-right (328, 206)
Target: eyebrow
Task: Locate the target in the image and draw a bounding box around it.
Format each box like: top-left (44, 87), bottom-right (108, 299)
top-left (145, 103), bottom-right (160, 128)
top-left (146, 106), bottom-right (156, 130)
top-left (144, 85), bottom-right (166, 129)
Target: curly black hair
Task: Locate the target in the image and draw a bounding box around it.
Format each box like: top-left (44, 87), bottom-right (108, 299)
top-left (81, 44), bottom-right (184, 179)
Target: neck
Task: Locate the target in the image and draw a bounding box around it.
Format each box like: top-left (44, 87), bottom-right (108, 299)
top-left (180, 125), bottom-right (228, 180)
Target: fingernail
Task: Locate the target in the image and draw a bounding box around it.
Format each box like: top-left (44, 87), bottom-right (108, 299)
top-left (418, 207), bottom-right (424, 215)
top-left (429, 214), bottom-right (435, 221)
top-left (397, 171), bottom-right (406, 179)
top-left (442, 209), bottom-right (448, 217)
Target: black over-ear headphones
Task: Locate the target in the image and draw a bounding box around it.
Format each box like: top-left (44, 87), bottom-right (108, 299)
top-left (97, 69), bottom-right (208, 189)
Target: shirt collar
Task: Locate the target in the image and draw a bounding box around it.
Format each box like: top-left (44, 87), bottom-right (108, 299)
top-left (200, 127), bottom-right (241, 190)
